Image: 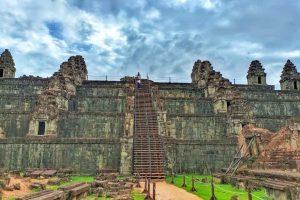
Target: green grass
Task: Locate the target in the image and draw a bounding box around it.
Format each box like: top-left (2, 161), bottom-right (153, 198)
top-left (166, 174), bottom-right (273, 200)
top-left (47, 175), bottom-right (94, 190)
top-left (131, 189), bottom-right (146, 200)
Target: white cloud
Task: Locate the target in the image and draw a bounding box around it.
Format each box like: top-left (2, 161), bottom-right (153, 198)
top-left (145, 8), bottom-right (161, 20)
top-left (226, 41), bottom-right (264, 57)
top-left (247, 50), bottom-right (300, 59)
top-left (275, 50), bottom-right (300, 58)
top-left (0, 0), bottom-right (299, 84)
top-left (0, 0), bottom-right (130, 77)
top-left (164, 0), bottom-right (221, 11)
top-left (216, 19), bottom-right (231, 27)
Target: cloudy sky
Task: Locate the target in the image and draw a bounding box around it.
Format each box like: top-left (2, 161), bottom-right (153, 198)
top-left (0, 0), bottom-right (299, 86)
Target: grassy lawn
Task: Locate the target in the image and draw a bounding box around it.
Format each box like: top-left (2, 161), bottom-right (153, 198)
top-left (166, 174), bottom-right (272, 200)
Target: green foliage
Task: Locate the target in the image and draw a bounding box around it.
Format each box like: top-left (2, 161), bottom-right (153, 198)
top-left (166, 174), bottom-right (273, 200)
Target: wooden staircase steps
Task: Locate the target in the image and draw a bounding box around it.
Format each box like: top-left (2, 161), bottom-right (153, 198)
top-left (133, 81), bottom-right (165, 179)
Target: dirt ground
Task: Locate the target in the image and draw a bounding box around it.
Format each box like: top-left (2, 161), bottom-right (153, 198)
top-left (137, 181), bottom-right (201, 200)
top-left (1, 176), bottom-right (49, 199)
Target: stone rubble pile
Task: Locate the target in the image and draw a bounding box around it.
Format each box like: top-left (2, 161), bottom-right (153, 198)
top-left (91, 173), bottom-right (135, 200)
top-left (0, 172), bottom-right (21, 192)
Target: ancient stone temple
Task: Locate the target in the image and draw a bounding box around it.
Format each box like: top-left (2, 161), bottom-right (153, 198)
top-left (280, 59), bottom-right (300, 91)
top-left (0, 49), bottom-right (299, 179)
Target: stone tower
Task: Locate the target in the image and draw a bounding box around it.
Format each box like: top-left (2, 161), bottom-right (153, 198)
top-left (280, 60), bottom-right (300, 90)
top-left (247, 60), bottom-right (266, 85)
top-left (0, 49), bottom-right (16, 78)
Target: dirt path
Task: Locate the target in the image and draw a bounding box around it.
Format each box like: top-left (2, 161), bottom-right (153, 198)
top-left (137, 181), bottom-right (202, 200)
top-left (2, 177), bottom-right (49, 199)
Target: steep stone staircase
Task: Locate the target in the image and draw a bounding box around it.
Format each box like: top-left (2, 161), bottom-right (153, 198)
top-left (133, 81), bottom-right (165, 179)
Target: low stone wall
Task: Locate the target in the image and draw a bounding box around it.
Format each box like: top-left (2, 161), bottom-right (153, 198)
top-left (0, 138), bottom-right (120, 174)
top-left (164, 138), bottom-right (237, 174)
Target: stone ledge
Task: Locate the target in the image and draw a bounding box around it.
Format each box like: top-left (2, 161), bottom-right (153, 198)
top-left (247, 98), bottom-right (300, 102)
top-left (81, 80), bottom-right (124, 87)
top-left (0, 94), bottom-right (39, 98)
top-left (163, 137), bottom-right (237, 145)
top-left (160, 97), bottom-right (210, 100)
top-left (74, 95), bottom-right (125, 99)
top-left (0, 111), bottom-right (31, 114)
top-left (0, 77), bottom-right (49, 85)
top-left (0, 137), bottom-right (120, 144)
top-left (254, 115), bottom-right (294, 119)
top-left (234, 84), bottom-right (275, 91)
top-left (166, 114), bottom-right (226, 118)
top-left (60, 112), bottom-right (125, 117)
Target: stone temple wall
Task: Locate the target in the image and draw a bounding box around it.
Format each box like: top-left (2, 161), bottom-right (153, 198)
top-left (0, 79), bottom-right (125, 173)
top-left (0, 56), bottom-right (300, 175)
top-left (58, 81), bottom-right (126, 139)
top-left (237, 87), bottom-right (300, 131)
top-left (0, 78), bottom-right (47, 137)
top-left (0, 140), bottom-right (120, 173)
top-left (1, 78), bottom-right (299, 174)
top-left (156, 83), bottom-right (237, 173)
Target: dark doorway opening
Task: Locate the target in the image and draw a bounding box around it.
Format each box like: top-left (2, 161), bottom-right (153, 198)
top-left (38, 121), bottom-right (46, 135)
top-left (258, 76), bottom-right (262, 84)
top-left (0, 69), bottom-right (3, 77)
top-left (227, 101), bottom-right (231, 110)
top-left (294, 81), bottom-right (298, 90)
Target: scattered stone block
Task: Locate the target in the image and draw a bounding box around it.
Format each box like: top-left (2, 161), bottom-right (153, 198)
top-left (41, 169), bottom-right (57, 177)
top-left (0, 180), bottom-right (5, 189)
top-left (4, 185), bottom-right (14, 191)
top-left (48, 177), bottom-right (62, 185)
top-left (59, 182), bottom-right (90, 199)
top-left (201, 178), bottom-right (208, 183)
top-left (17, 190), bottom-right (65, 200)
top-left (13, 183), bottom-right (21, 190)
top-left (230, 195), bottom-right (239, 200)
top-left (29, 182), bottom-right (46, 190)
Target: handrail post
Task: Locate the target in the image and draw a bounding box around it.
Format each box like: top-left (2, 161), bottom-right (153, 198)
top-left (247, 189), bottom-right (252, 200)
top-left (143, 177), bottom-right (147, 193)
top-left (191, 176), bottom-right (196, 191)
top-left (210, 175), bottom-right (217, 200)
top-left (136, 173), bottom-right (141, 188)
top-left (153, 182), bottom-right (156, 200)
top-left (171, 173), bottom-right (174, 184)
top-left (145, 178), bottom-right (151, 199)
top-left (181, 175), bottom-right (187, 187)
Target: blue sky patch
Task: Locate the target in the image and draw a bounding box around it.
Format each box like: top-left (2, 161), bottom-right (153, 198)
top-left (46, 21), bottom-right (63, 40)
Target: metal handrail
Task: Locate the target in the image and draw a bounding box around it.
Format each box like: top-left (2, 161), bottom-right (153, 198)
top-left (133, 83), bottom-right (137, 175)
top-left (145, 78), bottom-right (152, 178)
